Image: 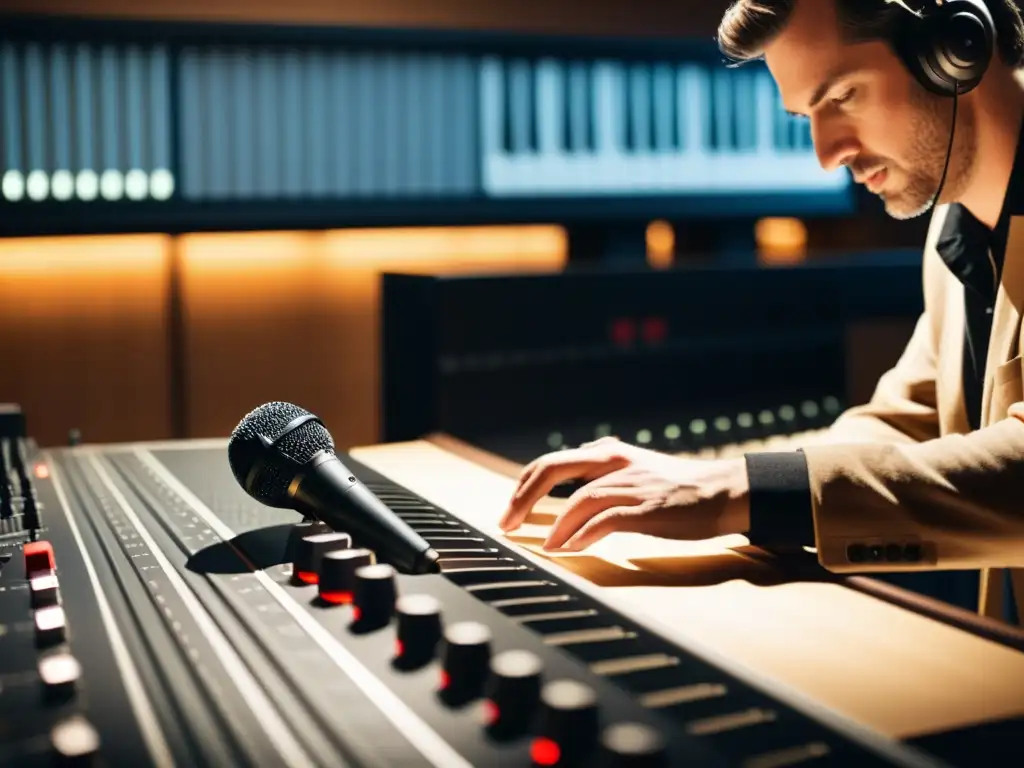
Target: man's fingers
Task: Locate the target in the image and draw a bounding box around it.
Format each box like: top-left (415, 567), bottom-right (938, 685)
top-left (499, 448), bottom-right (628, 531)
top-left (499, 458), bottom-right (601, 531)
top-left (542, 490), bottom-right (637, 550)
top-left (560, 507), bottom-right (632, 552)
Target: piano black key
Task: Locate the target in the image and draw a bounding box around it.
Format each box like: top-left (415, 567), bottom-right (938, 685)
top-left (528, 60), bottom-right (540, 153)
top-left (501, 61), bottom-right (515, 154)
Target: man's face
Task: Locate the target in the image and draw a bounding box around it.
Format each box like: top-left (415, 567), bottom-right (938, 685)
top-left (763, 0), bottom-right (975, 219)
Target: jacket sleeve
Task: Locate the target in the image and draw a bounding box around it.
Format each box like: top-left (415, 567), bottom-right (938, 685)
top-left (803, 402), bottom-right (1024, 571)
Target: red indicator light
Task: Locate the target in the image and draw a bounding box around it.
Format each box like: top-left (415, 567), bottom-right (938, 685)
top-left (530, 737), bottom-right (561, 766)
top-left (395, 640), bottom-right (404, 657)
top-left (482, 700), bottom-right (500, 726)
top-left (320, 590), bottom-right (353, 605)
top-left (439, 670), bottom-right (450, 690)
top-left (34, 464), bottom-right (50, 479)
top-left (610, 318), bottom-right (635, 347)
top-left (351, 606), bottom-right (362, 621)
top-left (642, 317), bottom-right (668, 344)
top-left (296, 571), bottom-right (318, 584)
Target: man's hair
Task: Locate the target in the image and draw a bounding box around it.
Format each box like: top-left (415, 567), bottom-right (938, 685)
top-left (717, 0), bottom-right (1024, 68)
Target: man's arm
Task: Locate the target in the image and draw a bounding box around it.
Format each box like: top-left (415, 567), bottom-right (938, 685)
top-left (742, 310), bottom-right (943, 549)
top-left (803, 402), bottom-right (1024, 571)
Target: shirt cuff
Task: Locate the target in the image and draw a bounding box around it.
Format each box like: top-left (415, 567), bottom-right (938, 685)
top-left (743, 451), bottom-right (816, 550)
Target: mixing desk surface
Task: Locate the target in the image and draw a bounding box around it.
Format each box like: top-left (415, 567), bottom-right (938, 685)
top-left (1, 410), bottom-right (1022, 767)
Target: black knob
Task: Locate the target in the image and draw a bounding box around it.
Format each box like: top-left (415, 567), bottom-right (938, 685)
top-left (483, 650), bottom-right (543, 737)
top-left (293, 531), bottom-right (352, 585)
top-left (353, 563), bottom-right (397, 629)
top-left (440, 621), bottom-right (491, 703)
top-left (319, 548), bottom-right (374, 604)
top-left (395, 594), bottom-right (443, 667)
top-left (533, 679), bottom-right (600, 765)
top-left (285, 519), bottom-right (331, 562)
top-left (598, 722), bottom-right (668, 767)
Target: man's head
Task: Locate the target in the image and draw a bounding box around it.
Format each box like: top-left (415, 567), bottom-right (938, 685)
top-left (718, 0), bottom-right (1024, 220)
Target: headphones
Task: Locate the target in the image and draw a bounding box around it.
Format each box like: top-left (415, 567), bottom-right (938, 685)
top-left (894, 0), bottom-right (997, 97)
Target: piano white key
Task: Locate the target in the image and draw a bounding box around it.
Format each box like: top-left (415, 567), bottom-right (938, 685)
top-left (733, 69), bottom-right (756, 152)
top-left (628, 63), bottom-right (651, 153)
top-left (755, 69), bottom-right (776, 157)
top-left (379, 52), bottom-right (400, 197)
top-left (509, 58), bottom-right (533, 156)
top-left (568, 61), bottom-right (590, 154)
top-left (425, 53), bottom-right (447, 194)
top-left (652, 64), bottom-right (675, 153)
top-left (593, 60), bottom-right (625, 188)
top-left (712, 68), bottom-right (732, 153)
top-left (535, 58), bottom-right (563, 155)
top-left (99, 44), bottom-right (124, 200)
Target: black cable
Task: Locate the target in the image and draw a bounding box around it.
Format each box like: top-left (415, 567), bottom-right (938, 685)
top-left (932, 87), bottom-right (960, 206)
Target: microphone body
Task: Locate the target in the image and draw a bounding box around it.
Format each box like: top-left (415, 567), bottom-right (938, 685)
top-left (290, 451), bottom-right (440, 574)
top-left (227, 401), bottom-right (441, 575)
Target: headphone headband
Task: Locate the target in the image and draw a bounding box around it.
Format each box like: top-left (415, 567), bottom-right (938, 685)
top-left (894, 0), bottom-right (996, 97)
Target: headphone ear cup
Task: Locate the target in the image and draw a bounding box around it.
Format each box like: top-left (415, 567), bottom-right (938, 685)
top-left (894, 0), bottom-right (995, 97)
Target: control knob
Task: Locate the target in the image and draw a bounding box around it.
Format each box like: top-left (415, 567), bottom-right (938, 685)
top-left (598, 722), bottom-right (668, 767)
top-left (532, 679), bottom-right (600, 766)
top-left (439, 621), bottom-right (491, 704)
top-left (395, 594), bottom-right (443, 667)
top-left (319, 547), bottom-right (374, 604)
top-left (483, 649), bottom-right (543, 737)
top-left (352, 563), bottom-right (398, 628)
top-left (285, 519), bottom-right (331, 561)
top-left (293, 531), bottom-right (351, 584)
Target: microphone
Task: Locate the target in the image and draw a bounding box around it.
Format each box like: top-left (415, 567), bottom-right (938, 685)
top-left (227, 401), bottom-right (441, 575)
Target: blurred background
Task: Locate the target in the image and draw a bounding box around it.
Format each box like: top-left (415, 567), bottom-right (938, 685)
top-left (1, 0), bottom-right (964, 599)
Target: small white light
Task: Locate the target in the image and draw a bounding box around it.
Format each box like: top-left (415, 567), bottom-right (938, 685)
top-left (2, 170), bottom-right (25, 201)
top-left (26, 170), bottom-right (49, 201)
top-left (76, 170), bottom-right (99, 201)
top-left (125, 168), bottom-right (148, 200)
top-left (51, 170), bottom-right (74, 200)
top-left (636, 429), bottom-right (652, 444)
top-left (100, 169), bottom-right (123, 200)
top-left (547, 432), bottom-right (563, 449)
top-left (150, 168), bottom-right (174, 200)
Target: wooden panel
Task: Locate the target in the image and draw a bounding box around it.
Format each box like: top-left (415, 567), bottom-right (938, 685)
top-left (0, 235), bottom-right (174, 447)
top-left (1, 0), bottom-right (731, 38)
top-left (179, 226), bottom-right (567, 448)
top-left (350, 436), bottom-right (1024, 742)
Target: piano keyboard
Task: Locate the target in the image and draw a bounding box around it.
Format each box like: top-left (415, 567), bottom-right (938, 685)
top-left (479, 57), bottom-right (840, 196)
top-left (0, 32), bottom-right (848, 205)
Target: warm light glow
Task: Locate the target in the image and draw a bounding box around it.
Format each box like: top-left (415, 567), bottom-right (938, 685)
top-left (530, 737), bottom-right (561, 766)
top-left (0, 234), bottom-right (174, 448)
top-left (179, 225), bottom-right (567, 447)
top-left (645, 219), bottom-right (675, 269)
top-left (34, 463), bottom-right (50, 479)
top-left (755, 217), bottom-right (808, 264)
top-left (319, 590), bottom-right (354, 604)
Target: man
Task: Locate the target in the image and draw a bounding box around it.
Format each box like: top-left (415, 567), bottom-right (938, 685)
top-left (498, 0), bottom-right (1024, 625)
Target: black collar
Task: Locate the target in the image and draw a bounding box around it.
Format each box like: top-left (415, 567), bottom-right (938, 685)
top-left (936, 118), bottom-right (1024, 296)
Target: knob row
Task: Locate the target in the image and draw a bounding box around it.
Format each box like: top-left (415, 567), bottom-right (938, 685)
top-left (287, 522), bottom-right (668, 765)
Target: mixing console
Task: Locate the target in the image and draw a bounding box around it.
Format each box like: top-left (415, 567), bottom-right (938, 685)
top-left (0, 403), bottom-right (1002, 767)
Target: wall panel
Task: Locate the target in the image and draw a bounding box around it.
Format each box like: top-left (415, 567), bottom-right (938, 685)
top-left (0, 235), bottom-right (173, 446)
top-left (178, 226), bottom-right (567, 448)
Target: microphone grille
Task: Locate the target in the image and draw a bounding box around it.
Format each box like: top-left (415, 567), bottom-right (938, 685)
top-left (228, 401), bottom-right (335, 505)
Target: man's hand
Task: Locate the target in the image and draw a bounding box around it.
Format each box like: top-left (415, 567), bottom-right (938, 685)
top-left (498, 436), bottom-right (751, 551)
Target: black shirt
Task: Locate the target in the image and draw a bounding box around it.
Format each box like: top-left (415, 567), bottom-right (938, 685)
top-left (743, 125), bottom-right (1024, 620)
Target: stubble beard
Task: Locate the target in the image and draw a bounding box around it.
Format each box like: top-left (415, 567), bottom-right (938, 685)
top-left (880, 87), bottom-right (976, 220)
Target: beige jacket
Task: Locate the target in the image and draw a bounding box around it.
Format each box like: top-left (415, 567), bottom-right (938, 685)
top-left (800, 205), bottom-right (1024, 623)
